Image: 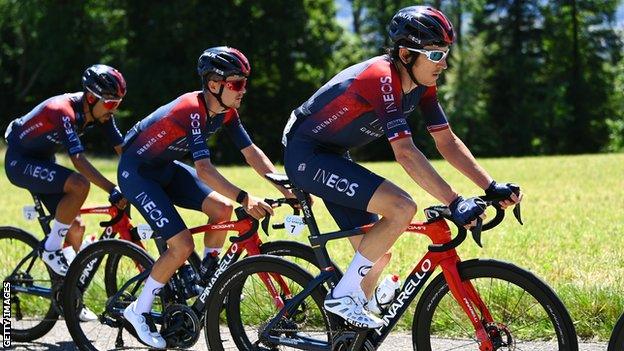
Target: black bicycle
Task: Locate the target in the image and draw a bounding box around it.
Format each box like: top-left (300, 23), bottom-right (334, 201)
top-left (203, 173), bottom-right (578, 351)
top-left (608, 312), bottom-right (624, 350)
top-left (62, 197), bottom-right (337, 350)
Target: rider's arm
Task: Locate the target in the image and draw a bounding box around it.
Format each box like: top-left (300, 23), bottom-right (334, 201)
top-left (240, 144), bottom-right (292, 197)
top-left (431, 128), bottom-right (493, 190)
top-left (194, 158), bottom-right (245, 202)
top-left (390, 137), bottom-right (458, 205)
top-left (70, 153), bottom-right (117, 192)
top-left (114, 145), bottom-right (122, 156)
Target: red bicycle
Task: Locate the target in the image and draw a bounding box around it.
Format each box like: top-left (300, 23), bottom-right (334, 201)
top-left (203, 174), bottom-right (578, 351)
top-left (61, 197), bottom-right (330, 350)
top-left (0, 194), bottom-right (143, 342)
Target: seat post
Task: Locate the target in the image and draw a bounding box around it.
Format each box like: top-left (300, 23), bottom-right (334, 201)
top-left (30, 193), bottom-right (52, 234)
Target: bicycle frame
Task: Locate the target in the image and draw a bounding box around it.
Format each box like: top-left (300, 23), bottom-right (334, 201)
top-left (257, 188), bottom-right (498, 350)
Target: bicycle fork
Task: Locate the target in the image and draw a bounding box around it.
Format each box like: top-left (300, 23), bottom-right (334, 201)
top-left (440, 258), bottom-right (496, 351)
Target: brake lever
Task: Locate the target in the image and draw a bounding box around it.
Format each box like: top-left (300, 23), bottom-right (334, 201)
top-left (513, 203), bottom-right (523, 225)
top-left (470, 217), bottom-right (484, 248)
top-left (261, 215), bottom-right (271, 236)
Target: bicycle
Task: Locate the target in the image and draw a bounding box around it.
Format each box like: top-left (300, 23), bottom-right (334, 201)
top-left (0, 193), bottom-right (144, 342)
top-left (203, 173), bottom-right (578, 351)
top-left (62, 196), bottom-right (334, 350)
top-left (608, 311), bottom-right (624, 350)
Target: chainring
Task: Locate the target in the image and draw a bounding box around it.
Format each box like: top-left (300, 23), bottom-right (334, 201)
top-left (161, 304), bottom-right (201, 348)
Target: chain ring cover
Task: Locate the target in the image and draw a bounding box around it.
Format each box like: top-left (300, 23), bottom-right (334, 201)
top-left (162, 304), bottom-right (200, 348)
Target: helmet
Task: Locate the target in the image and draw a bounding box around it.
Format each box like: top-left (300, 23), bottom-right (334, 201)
top-left (197, 46), bottom-right (250, 81)
top-left (82, 64), bottom-right (127, 98)
top-left (388, 6), bottom-right (455, 48)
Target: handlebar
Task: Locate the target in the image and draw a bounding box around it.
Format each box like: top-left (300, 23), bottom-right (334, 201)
top-left (228, 197), bottom-right (301, 243)
top-left (426, 185), bottom-right (522, 252)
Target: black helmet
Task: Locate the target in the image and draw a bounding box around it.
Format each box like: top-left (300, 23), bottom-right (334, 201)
top-left (388, 6), bottom-right (455, 48)
top-left (197, 46), bottom-right (251, 81)
top-left (82, 64), bottom-right (126, 98)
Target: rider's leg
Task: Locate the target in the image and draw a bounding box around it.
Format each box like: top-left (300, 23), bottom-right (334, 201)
top-left (201, 192), bottom-right (234, 258)
top-left (333, 181), bottom-right (415, 297)
top-left (45, 173), bottom-right (89, 251)
top-left (65, 217), bottom-right (86, 252)
top-left (135, 230), bottom-right (195, 313)
top-left (348, 233), bottom-right (391, 298)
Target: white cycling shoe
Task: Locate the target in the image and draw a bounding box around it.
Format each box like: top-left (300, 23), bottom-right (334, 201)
top-left (39, 245), bottom-right (69, 277)
top-left (324, 289), bottom-right (383, 329)
top-left (79, 306), bottom-right (98, 322)
top-left (123, 301), bottom-right (166, 349)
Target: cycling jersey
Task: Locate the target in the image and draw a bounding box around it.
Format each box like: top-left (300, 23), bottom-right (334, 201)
top-left (122, 91), bottom-right (252, 164)
top-left (283, 55), bottom-right (450, 230)
top-left (282, 55), bottom-right (449, 152)
top-left (5, 92), bottom-right (123, 157)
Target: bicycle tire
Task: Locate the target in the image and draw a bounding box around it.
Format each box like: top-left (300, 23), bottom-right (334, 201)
top-left (0, 226), bottom-right (58, 341)
top-left (413, 259), bottom-right (578, 351)
top-left (63, 239), bottom-right (155, 351)
top-left (204, 255), bottom-right (334, 351)
top-left (608, 311), bottom-right (624, 351)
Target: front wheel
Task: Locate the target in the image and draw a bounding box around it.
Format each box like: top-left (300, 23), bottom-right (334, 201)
top-left (413, 259), bottom-right (578, 351)
top-left (608, 312), bottom-right (624, 351)
top-left (0, 227), bottom-right (58, 341)
top-left (63, 239), bottom-right (155, 351)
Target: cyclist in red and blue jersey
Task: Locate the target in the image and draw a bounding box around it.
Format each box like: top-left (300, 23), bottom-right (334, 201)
top-left (119, 47), bottom-right (293, 348)
top-left (283, 6), bottom-right (523, 329)
top-left (4, 65), bottom-right (128, 285)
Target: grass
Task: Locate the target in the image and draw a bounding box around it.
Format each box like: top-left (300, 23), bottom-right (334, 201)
top-left (1, 150), bottom-right (623, 339)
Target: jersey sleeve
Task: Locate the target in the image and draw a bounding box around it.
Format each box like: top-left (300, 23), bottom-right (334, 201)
top-left (55, 108), bottom-right (85, 156)
top-left (223, 109), bottom-right (253, 150)
top-left (357, 63), bottom-right (413, 143)
top-left (102, 117), bottom-right (124, 147)
top-left (419, 86), bottom-right (449, 133)
top-left (186, 112), bottom-right (211, 161)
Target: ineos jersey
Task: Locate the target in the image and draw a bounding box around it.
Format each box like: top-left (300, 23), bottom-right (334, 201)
top-left (5, 92), bottom-right (123, 157)
top-left (122, 91), bottom-right (252, 163)
top-left (287, 55), bottom-right (449, 152)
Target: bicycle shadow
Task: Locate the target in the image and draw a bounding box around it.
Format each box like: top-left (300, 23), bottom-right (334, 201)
top-left (4, 340), bottom-right (77, 350)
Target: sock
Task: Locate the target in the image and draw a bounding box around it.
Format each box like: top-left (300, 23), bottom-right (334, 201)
top-left (44, 220), bottom-right (71, 251)
top-left (204, 247), bottom-right (221, 259)
top-left (333, 251), bottom-right (373, 297)
top-left (134, 276), bottom-right (165, 315)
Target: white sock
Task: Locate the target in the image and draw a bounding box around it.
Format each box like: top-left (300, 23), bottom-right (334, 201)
top-left (134, 276), bottom-right (165, 315)
top-left (333, 251), bottom-right (373, 297)
top-left (204, 247), bottom-right (221, 259)
top-left (44, 220), bottom-right (71, 251)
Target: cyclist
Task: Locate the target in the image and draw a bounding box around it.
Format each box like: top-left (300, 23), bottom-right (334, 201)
top-left (118, 46), bottom-right (293, 348)
top-left (4, 64), bottom-right (128, 279)
top-left (282, 6), bottom-right (522, 328)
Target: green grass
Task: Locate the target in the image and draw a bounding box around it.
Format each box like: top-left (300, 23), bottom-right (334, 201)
top-left (1, 150), bottom-right (623, 339)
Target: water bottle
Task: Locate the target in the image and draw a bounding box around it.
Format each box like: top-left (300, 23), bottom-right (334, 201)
top-left (79, 235), bottom-right (98, 251)
top-left (199, 252), bottom-right (219, 284)
top-left (367, 274), bottom-right (401, 315)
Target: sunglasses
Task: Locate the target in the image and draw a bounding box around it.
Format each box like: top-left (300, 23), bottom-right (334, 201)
top-left (219, 78), bottom-right (247, 92)
top-left (401, 46), bottom-right (450, 63)
top-left (86, 88), bottom-right (123, 110)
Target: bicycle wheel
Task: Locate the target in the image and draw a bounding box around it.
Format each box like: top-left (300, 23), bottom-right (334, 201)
top-left (608, 312), bottom-right (624, 351)
top-left (104, 247), bottom-right (201, 298)
top-left (413, 259), bottom-right (578, 351)
top-left (63, 239), bottom-right (156, 351)
top-left (0, 226), bottom-right (58, 341)
top-left (204, 255), bottom-right (334, 350)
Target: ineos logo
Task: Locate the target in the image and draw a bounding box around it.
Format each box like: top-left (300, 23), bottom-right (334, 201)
top-left (312, 169), bottom-right (359, 197)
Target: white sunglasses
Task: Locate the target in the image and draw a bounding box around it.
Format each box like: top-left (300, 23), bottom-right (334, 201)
top-left (400, 46), bottom-right (450, 63)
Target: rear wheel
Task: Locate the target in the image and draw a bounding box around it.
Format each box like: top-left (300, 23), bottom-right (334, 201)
top-left (63, 239), bottom-right (155, 351)
top-left (205, 255), bottom-right (334, 350)
top-left (413, 259), bottom-right (578, 351)
top-left (0, 227), bottom-right (57, 341)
